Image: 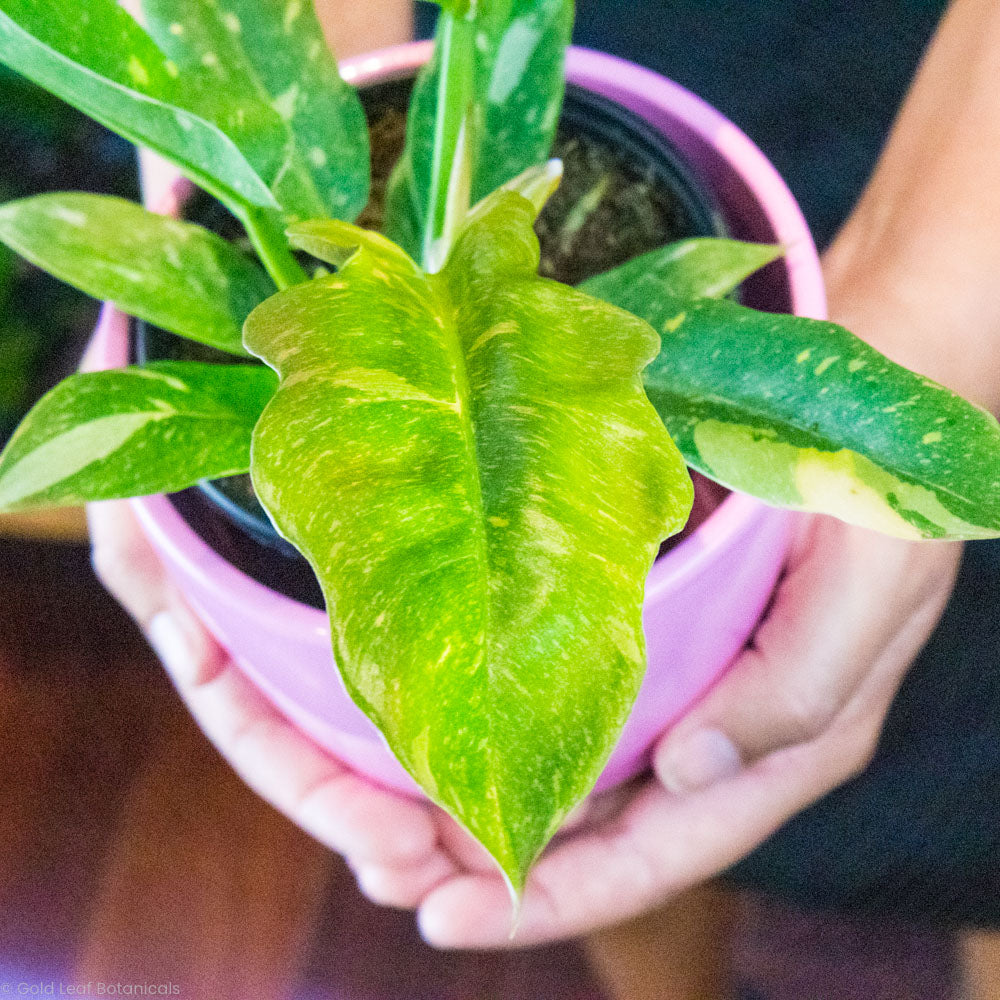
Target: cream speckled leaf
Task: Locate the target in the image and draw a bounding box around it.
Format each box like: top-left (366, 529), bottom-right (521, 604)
top-left (0, 0), bottom-right (277, 210)
top-left (596, 293), bottom-right (1000, 540)
top-left (141, 0), bottom-right (369, 223)
top-left (384, 0), bottom-right (572, 261)
top-left (0, 193), bottom-right (273, 355)
top-left (0, 363), bottom-right (276, 511)
top-left (245, 194), bottom-right (691, 891)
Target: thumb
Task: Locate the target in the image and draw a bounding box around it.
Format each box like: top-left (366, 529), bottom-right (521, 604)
top-left (654, 516), bottom-right (960, 795)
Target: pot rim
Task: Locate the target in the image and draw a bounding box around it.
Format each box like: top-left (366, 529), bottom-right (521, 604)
top-left (111, 40), bottom-right (823, 637)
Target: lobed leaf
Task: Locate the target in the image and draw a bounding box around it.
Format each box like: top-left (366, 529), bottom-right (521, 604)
top-left (0, 193), bottom-right (273, 355)
top-left (246, 194), bottom-right (691, 891)
top-left (596, 291), bottom-right (1000, 541)
top-left (141, 0), bottom-right (369, 223)
top-left (0, 362), bottom-right (276, 511)
top-left (384, 0), bottom-right (572, 261)
top-left (0, 0), bottom-right (277, 210)
top-left (582, 237), bottom-right (784, 303)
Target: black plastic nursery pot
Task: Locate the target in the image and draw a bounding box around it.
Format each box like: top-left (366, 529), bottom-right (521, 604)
top-left (135, 67), bottom-right (727, 610)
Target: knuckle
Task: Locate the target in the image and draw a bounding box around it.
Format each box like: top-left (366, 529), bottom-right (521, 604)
top-left (778, 682), bottom-right (842, 743)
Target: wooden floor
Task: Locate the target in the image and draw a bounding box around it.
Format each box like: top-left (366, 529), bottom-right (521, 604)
top-left (1, 527), bottom-right (994, 1000)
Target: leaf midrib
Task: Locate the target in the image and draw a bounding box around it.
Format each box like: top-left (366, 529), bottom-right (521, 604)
top-left (434, 281), bottom-right (516, 860)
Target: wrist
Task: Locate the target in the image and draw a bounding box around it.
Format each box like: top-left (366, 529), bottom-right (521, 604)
top-left (316, 0), bottom-right (414, 59)
top-left (823, 230), bottom-right (1000, 414)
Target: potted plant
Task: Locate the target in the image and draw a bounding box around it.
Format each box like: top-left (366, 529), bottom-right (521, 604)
top-left (1, 0), bottom-right (998, 898)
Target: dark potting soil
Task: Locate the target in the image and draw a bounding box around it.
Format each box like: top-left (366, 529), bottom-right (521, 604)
top-left (143, 78), bottom-right (723, 609)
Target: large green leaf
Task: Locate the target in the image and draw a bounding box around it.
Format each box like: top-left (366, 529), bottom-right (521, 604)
top-left (384, 0), bottom-right (572, 263)
top-left (0, 193), bottom-right (273, 355)
top-left (0, 362), bottom-right (276, 510)
top-left (0, 0), bottom-right (277, 210)
top-left (583, 238), bottom-right (784, 303)
top-left (141, 0), bottom-right (369, 223)
top-left (592, 290), bottom-right (1000, 541)
top-left (244, 194), bottom-right (691, 891)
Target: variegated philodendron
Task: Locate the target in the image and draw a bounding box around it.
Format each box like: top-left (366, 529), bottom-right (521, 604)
top-left (384, 0), bottom-right (573, 269)
top-left (2, 0), bottom-right (1000, 896)
top-left (0, 363), bottom-right (276, 510)
top-left (0, 193), bottom-right (272, 355)
top-left (583, 257), bottom-right (1000, 541)
top-left (0, 0), bottom-right (370, 288)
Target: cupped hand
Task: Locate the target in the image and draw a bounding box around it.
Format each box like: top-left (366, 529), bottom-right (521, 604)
top-left (87, 491), bottom-right (962, 949)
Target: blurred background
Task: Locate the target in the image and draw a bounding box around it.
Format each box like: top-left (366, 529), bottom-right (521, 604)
top-left (7, 3), bottom-right (1000, 999)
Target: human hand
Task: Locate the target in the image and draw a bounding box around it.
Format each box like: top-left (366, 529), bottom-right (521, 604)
top-left (366, 515), bottom-right (959, 947)
top-left (396, 0), bottom-right (1000, 948)
top-left (86, 438), bottom-right (963, 950)
top-left (87, 498), bottom-right (457, 880)
top-left (89, 0), bottom-right (992, 949)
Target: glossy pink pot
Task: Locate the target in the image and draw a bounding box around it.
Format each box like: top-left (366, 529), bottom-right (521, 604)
top-left (87, 43), bottom-right (825, 797)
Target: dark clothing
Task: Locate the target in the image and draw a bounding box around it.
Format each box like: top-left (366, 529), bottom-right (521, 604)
top-left (729, 542), bottom-right (1000, 926)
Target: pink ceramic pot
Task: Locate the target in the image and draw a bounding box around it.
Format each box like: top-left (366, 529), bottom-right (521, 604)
top-left (87, 43), bottom-right (825, 797)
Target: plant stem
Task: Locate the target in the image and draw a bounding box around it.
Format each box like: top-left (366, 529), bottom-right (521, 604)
top-left (421, 9), bottom-right (477, 273)
top-left (240, 206), bottom-right (308, 290)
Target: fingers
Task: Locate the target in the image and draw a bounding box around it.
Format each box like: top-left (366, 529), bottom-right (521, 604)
top-left (89, 499), bottom-right (226, 687)
top-left (351, 853), bottom-right (459, 910)
top-left (352, 783), bottom-right (646, 913)
top-left (655, 517), bottom-right (962, 790)
top-left (189, 666), bottom-right (441, 867)
top-left (88, 499), bottom-right (169, 629)
top-left (418, 709), bottom-right (891, 949)
top-left (88, 499), bottom-right (449, 871)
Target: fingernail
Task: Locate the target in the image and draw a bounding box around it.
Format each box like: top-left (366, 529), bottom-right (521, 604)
top-left (656, 727), bottom-right (742, 794)
top-left (418, 881), bottom-right (514, 949)
top-left (416, 905), bottom-right (452, 948)
top-left (148, 611), bottom-right (195, 684)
